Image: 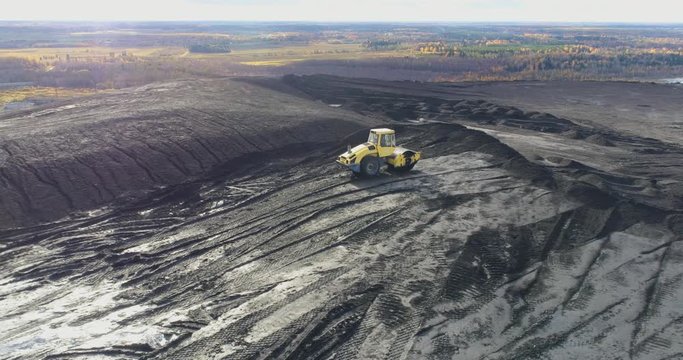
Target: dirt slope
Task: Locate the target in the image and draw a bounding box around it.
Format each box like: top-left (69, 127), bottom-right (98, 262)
top-left (0, 76), bottom-right (681, 360)
top-left (450, 80), bottom-right (683, 145)
top-left (0, 78), bottom-right (372, 228)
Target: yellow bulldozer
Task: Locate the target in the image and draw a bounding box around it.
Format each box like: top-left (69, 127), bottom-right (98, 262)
top-left (337, 128), bottom-right (421, 176)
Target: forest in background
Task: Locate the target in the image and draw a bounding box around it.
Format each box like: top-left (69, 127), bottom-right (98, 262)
top-left (1, 22), bottom-right (682, 107)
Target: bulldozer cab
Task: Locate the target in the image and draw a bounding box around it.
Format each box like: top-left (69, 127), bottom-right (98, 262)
top-left (368, 128), bottom-right (396, 157)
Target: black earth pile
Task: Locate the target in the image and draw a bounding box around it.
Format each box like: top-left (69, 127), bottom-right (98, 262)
top-left (0, 76), bottom-right (681, 360)
top-left (0, 79), bottom-right (370, 228)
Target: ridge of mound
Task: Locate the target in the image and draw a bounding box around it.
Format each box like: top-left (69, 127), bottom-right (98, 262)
top-left (0, 78), bottom-right (376, 228)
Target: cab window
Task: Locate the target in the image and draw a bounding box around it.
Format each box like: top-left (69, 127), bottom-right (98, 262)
top-left (368, 132), bottom-right (379, 144)
top-left (381, 134), bottom-right (396, 147)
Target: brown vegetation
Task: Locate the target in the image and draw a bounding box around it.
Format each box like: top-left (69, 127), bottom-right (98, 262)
top-left (1, 23), bottom-right (682, 89)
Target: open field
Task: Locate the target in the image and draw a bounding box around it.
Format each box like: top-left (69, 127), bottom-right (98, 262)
top-left (0, 43), bottom-right (404, 66)
top-left (0, 75), bottom-right (681, 359)
top-left (0, 87), bottom-right (97, 110)
top-left (228, 43), bottom-right (403, 66)
top-left (0, 47), bottom-right (184, 62)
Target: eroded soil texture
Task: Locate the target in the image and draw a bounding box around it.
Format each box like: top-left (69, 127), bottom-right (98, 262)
top-left (1, 76), bottom-right (682, 359)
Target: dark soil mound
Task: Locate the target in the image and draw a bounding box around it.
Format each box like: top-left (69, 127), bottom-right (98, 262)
top-left (2, 75), bottom-right (681, 360)
top-left (0, 78), bottom-right (375, 228)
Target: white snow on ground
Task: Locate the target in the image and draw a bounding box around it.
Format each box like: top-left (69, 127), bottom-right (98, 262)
top-left (0, 280), bottom-right (172, 357)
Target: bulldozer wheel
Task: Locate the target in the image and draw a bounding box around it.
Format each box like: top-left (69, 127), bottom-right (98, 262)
top-left (393, 152), bottom-right (416, 172)
top-left (360, 156), bottom-right (380, 176)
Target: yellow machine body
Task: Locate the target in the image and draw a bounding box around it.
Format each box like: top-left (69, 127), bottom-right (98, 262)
top-left (336, 128), bottom-right (421, 176)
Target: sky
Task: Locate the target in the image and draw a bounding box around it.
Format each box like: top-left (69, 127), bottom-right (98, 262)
top-left (1, 0), bottom-right (682, 23)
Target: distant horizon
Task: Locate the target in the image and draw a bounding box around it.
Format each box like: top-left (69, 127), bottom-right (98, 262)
top-left (1, 20), bottom-right (682, 26)
top-left (1, 0), bottom-right (682, 23)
